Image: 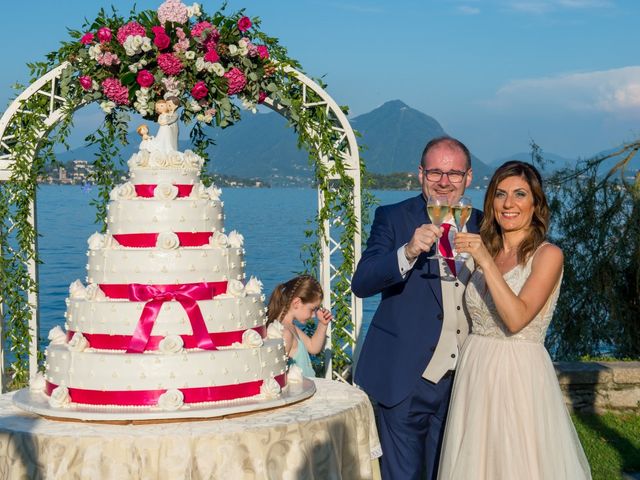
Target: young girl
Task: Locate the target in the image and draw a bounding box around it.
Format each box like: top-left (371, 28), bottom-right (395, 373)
top-left (266, 275), bottom-right (333, 378)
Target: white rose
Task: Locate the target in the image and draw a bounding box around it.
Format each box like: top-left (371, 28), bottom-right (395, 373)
top-left (228, 44), bottom-right (238, 56)
top-left (183, 150), bottom-right (203, 169)
top-left (242, 329), bottom-right (264, 348)
top-left (117, 182), bottom-right (137, 200)
top-left (157, 231), bottom-right (180, 250)
top-left (213, 232), bottom-right (228, 248)
top-left (159, 335), bottom-right (184, 353)
top-left (185, 50), bottom-right (196, 60)
top-left (266, 321), bottom-right (284, 339)
top-left (287, 364), bottom-right (304, 383)
top-left (154, 183), bottom-right (179, 200)
top-left (30, 372), bottom-right (47, 393)
top-left (227, 230), bottom-right (244, 248)
top-left (260, 377), bottom-right (281, 399)
top-left (85, 283), bottom-right (107, 301)
top-left (244, 276), bottom-right (263, 295)
top-left (188, 100), bottom-right (202, 112)
top-left (69, 280), bottom-right (86, 299)
top-left (48, 326), bottom-right (68, 345)
top-left (100, 101), bottom-right (116, 114)
top-left (187, 3), bottom-right (202, 17)
top-left (227, 279), bottom-right (246, 298)
top-left (158, 389), bottom-right (184, 410)
top-left (206, 186), bottom-right (222, 200)
top-left (212, 63), bottom-right (225, 77)
top-left (49, 386), bottom-right (72, 408)
top-left (68, 332), bottom-right (89, 352)
top-left (87, 232), bottom-right (106, 250)
top-left (141, 37), bottom-right (153, 52)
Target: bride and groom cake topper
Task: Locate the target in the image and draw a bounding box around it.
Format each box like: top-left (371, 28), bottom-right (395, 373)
top-left (136, 96), bottom-right (180, 154)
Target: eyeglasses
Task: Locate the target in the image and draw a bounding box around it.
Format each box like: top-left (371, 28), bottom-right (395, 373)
top-left (421, 168), bottom-right (468, 183)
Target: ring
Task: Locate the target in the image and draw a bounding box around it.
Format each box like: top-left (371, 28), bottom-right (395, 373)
top-left (468, 242), bottom-right (471, 247)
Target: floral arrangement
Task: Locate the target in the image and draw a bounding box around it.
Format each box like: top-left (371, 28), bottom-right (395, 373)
top-left (60, 0), bottom-right (293, 127)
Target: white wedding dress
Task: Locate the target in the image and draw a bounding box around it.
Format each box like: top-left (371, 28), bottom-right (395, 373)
top-left (154, 112), bottom-right (179, 153)
top-left (438, 248), bottom-right (591, 479)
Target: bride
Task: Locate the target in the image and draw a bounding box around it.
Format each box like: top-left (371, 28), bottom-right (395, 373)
top-left (438, 161), bottom-right (591, 479)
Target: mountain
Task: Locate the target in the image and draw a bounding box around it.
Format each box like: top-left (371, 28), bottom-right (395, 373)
top-left (492, 151), bottom-right (575, 172)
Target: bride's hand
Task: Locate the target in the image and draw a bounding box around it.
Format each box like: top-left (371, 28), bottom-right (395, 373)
top-left (454, 233), bottom-right (492, 267)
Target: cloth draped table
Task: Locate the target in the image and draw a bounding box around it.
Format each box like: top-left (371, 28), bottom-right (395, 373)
top-left (0, 379), bottom-right (381, 479)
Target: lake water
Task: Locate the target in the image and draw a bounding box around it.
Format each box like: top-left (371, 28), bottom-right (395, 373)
top-left (35, 185), bottom-right (487, 346)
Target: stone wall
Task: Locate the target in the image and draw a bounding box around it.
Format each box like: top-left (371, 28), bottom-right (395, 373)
top-left (555, 361), bottom-right (640, 413)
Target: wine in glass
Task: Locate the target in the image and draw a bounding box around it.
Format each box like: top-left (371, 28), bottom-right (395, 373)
top-left (427, 195), bottom-right (450, 259)
top-left (452, 196), bottom-right (472, 259)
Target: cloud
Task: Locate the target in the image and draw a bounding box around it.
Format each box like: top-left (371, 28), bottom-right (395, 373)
top-left (483, 66), bottom-right (640, 116)
top-left (503, 0), bottom-right (613, 14)
top-left (457, 5), bottom-right (481, 14)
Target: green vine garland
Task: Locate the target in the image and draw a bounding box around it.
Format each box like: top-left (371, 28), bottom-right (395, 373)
top-left (1, 2), bottom-right (371, 388)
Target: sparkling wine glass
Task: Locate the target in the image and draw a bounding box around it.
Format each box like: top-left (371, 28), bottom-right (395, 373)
top-left (452, 196), bottom-right (472, 259)
top-left (426, 195), bottom-right (450, 259)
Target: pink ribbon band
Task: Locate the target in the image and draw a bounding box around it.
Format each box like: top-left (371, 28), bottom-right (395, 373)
top-left (45, 373), bottom-right (286, 406)
top-left (134, 184), bottom-right (194, 198)
top-left (66, 326), bottom-right (266, 350)
top-left (99, 282), bottom-right (227, 353)
top-left (112, 232), bottom-right (213, 248)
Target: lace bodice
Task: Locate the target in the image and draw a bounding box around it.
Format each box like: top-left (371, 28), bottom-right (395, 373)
top-left (464, 251), bottom-right (562, 343)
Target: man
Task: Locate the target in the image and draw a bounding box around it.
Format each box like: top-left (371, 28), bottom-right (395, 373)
top-left (352, 137), bottom-right (482, 480)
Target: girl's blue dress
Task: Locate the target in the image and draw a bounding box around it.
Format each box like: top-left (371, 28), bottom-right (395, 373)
top-left (288, 332), bottom-right (315, 378)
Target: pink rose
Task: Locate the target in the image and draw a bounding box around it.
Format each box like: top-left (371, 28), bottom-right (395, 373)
top-left (256, 45), bottom-right (269, 59)
top-left (80, 32), bottom-right (94, 45)
top-left (79, 76), bottom-right (93, 91)
top-left (258, 91), bottom-right (267, 104)
top-left (204, 50), bottom-right (219, 63)
top-left (237, 16), bottom-right (252, 32)
top-left (154, 33), bottom-right (171, 50)
top-left (157, 53), bottom-right (184, 75)
top-left (136, 70), bottom-right (155, 88)
top-left (191, 81), bottom-right (209, 100)
top-left (97, 27), bottom-right (112, 43)
top-left (224, 67), bottom-right (247, 95)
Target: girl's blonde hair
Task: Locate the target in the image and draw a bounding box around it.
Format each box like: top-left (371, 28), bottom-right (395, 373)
top-left (266, 275), bottom-right (323, 326)
top-left (136, 124), bottom-right (148, 135)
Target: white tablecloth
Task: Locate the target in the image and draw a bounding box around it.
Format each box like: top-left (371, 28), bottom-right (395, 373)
top-left (0, 378), bottom-right (380, 479)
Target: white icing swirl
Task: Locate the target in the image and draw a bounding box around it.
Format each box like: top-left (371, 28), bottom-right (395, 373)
top-left (48, 326), bottom-right (67, 345)
top-left (87, 232), bottom-right (106, 250)
top-left (206, 185), bottom-right (222, 201)
top-left (49, 386), bottom-right (71, 408)
top-left (30, 372), bottom-right (47, 393)
top-left (244, 276), bottom-right (263, 295)
top-left (154, 183), bottom-right (179, 200)
top-left (69, 280), bottom-right (86, 299)
top-left (242, 329), bottom-right (264, 348)
top-left (266, 321), bottom-right (284, 339)
top-left (68, 332), bottom-right (89, 352)
top-left (227, 230), bottom-right (244, 248)
top-left (287, 364), bottom-right (304, 383)
top-left (157, 231), bottom-right (180, 250)
top-left (85, 283), bottom-right (107, 301)
top-left (260, 377), bottom-right (282, 399)
top-left (158, 335), bottom-right (184, 354)
top-left (227, 279), bottom-right (246, 298)
top-left (158, 389), bottom-right (184, 410)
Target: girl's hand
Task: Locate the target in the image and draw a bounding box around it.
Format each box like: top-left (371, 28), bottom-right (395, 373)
top-left (316, 307), bottom-right (333, 326)
top-left (454, 232), bottom-right (492, 268)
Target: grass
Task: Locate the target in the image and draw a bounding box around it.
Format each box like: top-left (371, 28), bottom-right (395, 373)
top-left (573, 412), bottom-right (640, 480)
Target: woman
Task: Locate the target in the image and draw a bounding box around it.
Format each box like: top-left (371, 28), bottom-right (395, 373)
top-left (437, 161), bottom-right (591, 479)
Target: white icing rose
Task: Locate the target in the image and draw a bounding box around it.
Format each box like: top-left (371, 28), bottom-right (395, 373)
top-left (131, 150), bottom-right (150, 168)
top-left (87, 232), bottom-right (106, 250)
top-left (30, 372), bottom-right (47, 393)
top-left (206, 185), bottom-right (222, 201)
top-left (287, 364), bottom-right (304, 383)
top-left (183, 150), bottom-right (203, 169)
top-left (260, 377), bottom-right (282, 399)
top-left (159, 335), bottom-right (184, 353)
top-left (69, 280), bottom-right (86, 299)
top-left (48, 326), bottom-right (67, 345)
top-left (227, 279), bottom-right (246, 298)
top-left (154, 183), bottom-right (179, 200)
top-left (158, 389), bottom-right (184, 410)
top-left (227, 230), bottom-right (244, 248)
top-left (109, 185), bottom-right (120, 201)
top-left (153, 152), bottom-right (172, 168)
top-left (117, 182), bottom-right (137, 199)
top-left (242, 329), bottom-right (264, 348)
top-left (266, 321), bottom-right (284, 339)
top-left (85, 283), bottom-right (107, 301)
top-left (103, 234), bottom-right (116, 249)
top-left (49, 386), bottom-right (71, 408)
top-left (213, 232), bottom-right (228, 247)
top-left (157, 231), bottom-right (180, 250)
top-left (169, 152), bottom-right (183, 168)
top-left (244, 276), bottom-right (263, 295)
top-left (68, 332), bottom-right (89, 352)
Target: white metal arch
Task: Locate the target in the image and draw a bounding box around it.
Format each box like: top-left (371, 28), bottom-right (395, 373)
top-left (0, 62), bottom-right (362, 389)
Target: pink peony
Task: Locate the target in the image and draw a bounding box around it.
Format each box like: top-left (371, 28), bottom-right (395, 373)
top-left (80, 32), bottom-right (94, 45)
top-left (258, 91), bottom-right (268, 104)
top-left (256, 45), bottom-right (269, 59)
top-left (191, 21), bottom-right (219, 41)
top-left (97, 51), bottom-right (120, 66)
top-left (157, 53), bottom-right (184, 75)
top-left (157, 0), bottom-right (189, 25)
top-left (203, 50), bottom-right (220, 63)
top-left (97, 27), bottom-right (112, 43)
top-left (191, 81), bottom-right (209, 100)
top-left (116, 22), bottom-right (147, 45)
top-left (224, 67), bottom-right (247, 95)
top-left (101, 78), bottom-right (130, 105)
top-left (79, 76), bottom-right (93, 91)
top-left (237, 16), bottom-right (252, 32)
top-left (136, 70), bottom-right (155, 88)
top-left (173, 38), bottom-right (190, 53)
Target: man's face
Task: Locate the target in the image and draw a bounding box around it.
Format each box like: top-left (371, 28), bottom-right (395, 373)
top-left (418, 143), bottom-right (472, 203)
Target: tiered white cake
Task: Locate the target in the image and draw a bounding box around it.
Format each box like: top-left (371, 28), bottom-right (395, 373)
top-left (35, 138), bottom-right (293, 412)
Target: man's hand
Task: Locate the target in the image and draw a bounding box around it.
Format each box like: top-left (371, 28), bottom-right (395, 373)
top-left (405, 224), bottom-right (443, 261)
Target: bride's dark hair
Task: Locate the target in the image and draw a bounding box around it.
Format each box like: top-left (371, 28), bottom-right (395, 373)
top-left (480, 161), bottom-right (549, 264)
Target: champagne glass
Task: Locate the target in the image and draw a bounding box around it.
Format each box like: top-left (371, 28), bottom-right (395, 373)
top-left (426, 195), bottom-right (450, 259)
top-left (452, 196), bottom-right (472, 259)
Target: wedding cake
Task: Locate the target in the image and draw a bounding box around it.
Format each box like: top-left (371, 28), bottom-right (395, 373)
top-left (32, 121), bottom-right (297, 413)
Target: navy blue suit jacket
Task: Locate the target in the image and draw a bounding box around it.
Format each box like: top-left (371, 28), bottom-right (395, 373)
top-left (352, 194), bottom-right (482, 407)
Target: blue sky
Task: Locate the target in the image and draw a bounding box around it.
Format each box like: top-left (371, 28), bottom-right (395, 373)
top-left (1, 0), bottom-right (639, 163)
